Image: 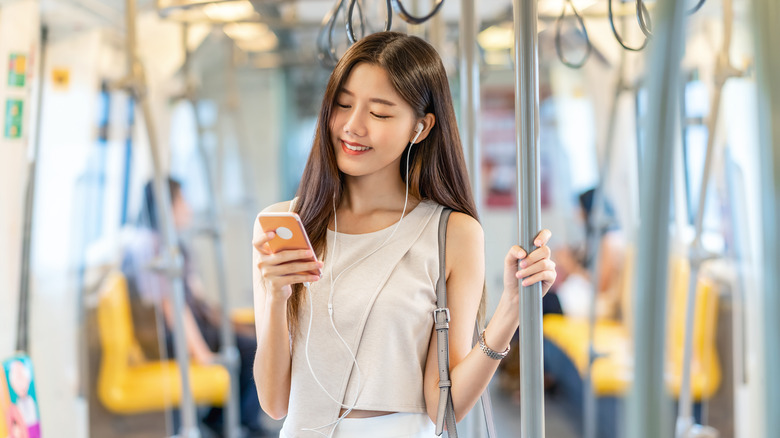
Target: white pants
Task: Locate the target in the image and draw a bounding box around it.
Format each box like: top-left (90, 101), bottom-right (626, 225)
top-left (281, 412), bottom-right (437, 438)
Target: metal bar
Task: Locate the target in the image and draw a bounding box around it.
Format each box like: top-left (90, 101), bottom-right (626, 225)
top-left (120, 97), bottom-right (135, 226)
top-left (225, 43), bottom-right (258, 212)
top-left (626, 0), bottom-right (686, 436)
top-left (583, 47), bottom-right (627, 438)
top-left (124, 0), bottom-right (200, 436)
top-left (512, 1), bottom-right (545, 437)
top-left (752, 0), bottom-right (780, 436)
top-left (182, 24), bottom-right (242, 438)
top-left (460, 0), bottom-right (481, 213)
top-left (677, 1), bottom-right (740, 435)
top-left (16, 25), bottom-right (47, 354)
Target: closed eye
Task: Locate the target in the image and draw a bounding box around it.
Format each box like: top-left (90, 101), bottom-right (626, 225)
top-left (336, 102), bottom-right (351, 109)
top-left (371, 113), bottom-right (390, 119)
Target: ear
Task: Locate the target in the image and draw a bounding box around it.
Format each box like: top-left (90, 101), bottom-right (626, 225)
top-left (411, 113), bottom-right (436, 144)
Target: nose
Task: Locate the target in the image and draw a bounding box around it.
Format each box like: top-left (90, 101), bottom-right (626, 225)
top-left (342, 108), bottom-right (367, 137)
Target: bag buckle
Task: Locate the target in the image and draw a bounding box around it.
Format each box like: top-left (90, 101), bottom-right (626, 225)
top-left (433, 307), bottom-right (450, 323)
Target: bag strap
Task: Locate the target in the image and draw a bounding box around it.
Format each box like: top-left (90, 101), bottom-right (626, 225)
top-left (435, 208), bottom-right (456, 437)
top-left (435, 207), bottom-right (497, 438)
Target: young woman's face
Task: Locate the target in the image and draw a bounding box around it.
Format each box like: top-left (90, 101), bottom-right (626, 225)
top-left (330, 63), bottom-right (420, 179)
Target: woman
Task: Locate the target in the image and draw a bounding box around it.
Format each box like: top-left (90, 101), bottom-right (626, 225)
top-left (252, 32), bottom-right (556, 437)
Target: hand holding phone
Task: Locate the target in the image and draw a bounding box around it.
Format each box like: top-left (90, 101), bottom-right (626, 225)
top-left (257, 212), bottom-right (322, 277)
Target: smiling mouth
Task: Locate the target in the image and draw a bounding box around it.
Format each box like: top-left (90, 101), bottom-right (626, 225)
top-left (341, 140), bottom-right (372, 152)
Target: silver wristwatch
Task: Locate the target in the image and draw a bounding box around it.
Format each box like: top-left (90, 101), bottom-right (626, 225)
top-left (479, 330), bottom-right (510, 360)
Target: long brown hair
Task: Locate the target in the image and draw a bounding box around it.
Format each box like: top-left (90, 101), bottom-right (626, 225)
top-left (290, 31), bottom-right (485, 336)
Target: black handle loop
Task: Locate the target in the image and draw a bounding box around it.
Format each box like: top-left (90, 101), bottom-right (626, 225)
top-left (347, 0), bottom-right (393, 44)
top-left (346, 0), bottom-right (365, 44)
top-left (634, 0), bottom-right (707, 42)
top-left (608, 0), bottom-right (649, 52)
top-left (317, 0), bottom-right (345, 68)
top-left (555, 0), bottom-right (592, 69)
top-left (390, 0), bottom-right (445, 25)
top-left (687, 0), bottom-right (708, 15)
top-left (636, 0), bottom-right (654, 38)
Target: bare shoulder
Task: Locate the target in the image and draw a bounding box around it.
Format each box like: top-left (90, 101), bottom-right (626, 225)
top-left (445, 211), bottom-right (484, 270)
top-left (446, 211), bottom-right (484, 244)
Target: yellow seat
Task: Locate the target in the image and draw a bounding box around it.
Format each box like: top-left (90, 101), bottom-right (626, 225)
top-left (543, 256), bottom-right (721, 400)
top-left (97, 271), bottom-right (229, 414)
top-left (231, 308), bottom-right (255, 326)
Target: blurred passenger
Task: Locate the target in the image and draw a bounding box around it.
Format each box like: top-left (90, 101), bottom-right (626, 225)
top-left (499, 188), bottom-right (626, 401)
top-left (121, 177), bottom-right (264, 436)
top-left (552, 188), bottom-right (626, 320)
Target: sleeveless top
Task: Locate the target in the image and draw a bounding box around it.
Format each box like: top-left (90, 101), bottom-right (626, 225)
top-left (280, 199), bottom-right (444, 437)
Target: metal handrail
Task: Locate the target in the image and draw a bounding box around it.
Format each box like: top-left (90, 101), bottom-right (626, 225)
top-left (123, 0), bottom-right (200, 436)
top-left (674, 0), bottom-right (741, 436)
top-left (513, 1), bottom-right (545, 436)
top-left (180, 24), bottom-right (242, 438)
top-left (753, 0), bottom-right (780, 433)
top-left (581, 46), bottom-right (630, 438)
top-left (626, 0), bottom-right (686, 436)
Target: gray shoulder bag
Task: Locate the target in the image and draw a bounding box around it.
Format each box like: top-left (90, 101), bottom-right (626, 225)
top-left (434, 208), bottom-right (498, 437)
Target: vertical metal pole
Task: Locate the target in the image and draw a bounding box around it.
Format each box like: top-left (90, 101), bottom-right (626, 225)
top-left (512, 1), bottom-right (545, 437)
top-left (182, 25), bottom-right (241, 438)
top-left (125, 1), bottom-right (200, 437)
top-left (460, 0), bottom-right (481, 212)
top-left (225, 43), bottom-right (258, 213)
top-left (752, 1), bottom-right (780, 437)
top-left (626, 0), bottom-right (686, 437)
top-left (583, 48), bottom-right (628, 438)
top-left (676, 3), bottom-right (738, 436)
top-left (120, 97), bottom-right (135, 226)
top-left (16, 26), bottom-right (47, 354)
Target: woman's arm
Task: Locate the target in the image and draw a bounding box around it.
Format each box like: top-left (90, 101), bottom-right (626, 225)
top-left (252, 201), bottom-right (324, 420)
top-left (423, 212), bottom-right (555, 423)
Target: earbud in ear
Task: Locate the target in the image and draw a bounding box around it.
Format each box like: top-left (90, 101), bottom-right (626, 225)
top-left (415, 122), bottom-right (424, 133)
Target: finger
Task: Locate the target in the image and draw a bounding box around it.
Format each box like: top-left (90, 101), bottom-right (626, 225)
top-left (263, 261), bottom-right (323, 277)
top-left (517, 259), bottom-right (556, 279)
top-left (533, 229), bottom-right (553, 247)
top-left (269, 274), bottom-right (322, 289)
top-left (519, 270), bottom-right (556, 287)
top-left (505, 245), bottom-right (527, 265)
top-left (518, 245), bottom-right (552, 269)
top-left (253, 231), bottom-right (276, 253)
top-left (264, 249), bottom-right (318, 265)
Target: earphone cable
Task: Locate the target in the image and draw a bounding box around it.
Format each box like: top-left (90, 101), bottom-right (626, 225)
top-left (304, 127), bottom-right (423, 436)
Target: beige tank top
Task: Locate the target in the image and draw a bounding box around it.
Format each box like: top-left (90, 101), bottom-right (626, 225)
top-left (281, 199), bottom-right (443, 437)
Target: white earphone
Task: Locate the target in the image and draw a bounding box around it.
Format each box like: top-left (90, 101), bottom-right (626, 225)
top-left (411, 122), bottom-right (424, 144)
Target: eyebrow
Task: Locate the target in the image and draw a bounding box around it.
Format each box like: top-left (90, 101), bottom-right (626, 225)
top-left (340, 88), bottom-right (397, 107)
